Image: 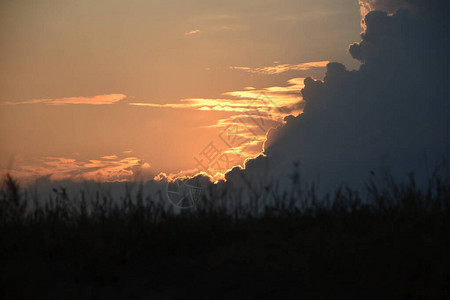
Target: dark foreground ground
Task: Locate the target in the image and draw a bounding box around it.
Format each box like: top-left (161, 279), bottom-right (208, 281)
top-left (1, 175), bottom-right (449, 299)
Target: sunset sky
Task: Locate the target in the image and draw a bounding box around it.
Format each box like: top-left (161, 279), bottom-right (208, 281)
top-left (0, 0), bottom-right (363, 183)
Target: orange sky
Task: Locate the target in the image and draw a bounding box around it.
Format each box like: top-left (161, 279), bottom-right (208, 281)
top-left (0, 0), bottom-right (362, 183)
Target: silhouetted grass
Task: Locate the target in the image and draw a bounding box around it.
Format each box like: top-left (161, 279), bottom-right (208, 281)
top-left (0, 173), bottom-right (449, 299)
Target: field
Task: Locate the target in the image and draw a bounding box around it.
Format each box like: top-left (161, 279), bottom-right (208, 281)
top-left (1, 173), bottom-right (449, 299)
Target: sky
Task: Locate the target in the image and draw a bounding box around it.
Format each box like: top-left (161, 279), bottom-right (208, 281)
top-left (0, 0), bottom-right (363, 183)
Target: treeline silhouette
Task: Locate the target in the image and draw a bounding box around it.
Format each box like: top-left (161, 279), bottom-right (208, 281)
top-left (1, 172), bottom-right (449, 299)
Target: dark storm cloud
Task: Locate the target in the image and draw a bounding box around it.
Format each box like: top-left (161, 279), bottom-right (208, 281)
top-left (226, 0), bottom-right (450, 191)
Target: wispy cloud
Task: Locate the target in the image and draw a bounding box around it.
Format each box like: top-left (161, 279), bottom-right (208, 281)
top-left (129, 77), bottom-right (305, 177)
top-left (199, 78), bottom-right (305, 162)
top-left (223, 77), bottom-right (305, 117)
top-left (230, 61), bottom-right (329, 74)
top-left (101, 155), bottom-right (118, 160)
top-left (130, 77), bottom-right (304, 115)
top-left (2, 154), bottom-right (152, 183)
top-left (130, 98), bottom-right (280, 112)
top-left (3, 94), bottom-right (127, 105)
top-left (185, 29), bottom-right (200, 35)
top-left (129, 77), bottom-right (305, 163)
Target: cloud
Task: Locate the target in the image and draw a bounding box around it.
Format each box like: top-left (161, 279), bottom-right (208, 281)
top-left (101, 155), bottom-right (118, 160)
top-left (201, 78), bottom-right (304, 161)
top-left (223, 77), bottom-right (304, 117)
top-left (130, 78), bottom-right (304, 176)
top-left (226, 0), bottom-right (450, 191)
top-left (130, 77), bottom-right (303, 117)
top-left (154, 168), bottom-right (215, 182)
top-left (130, 98), bottom-right (263, 112)
top-left (3, 94), bottom-right (127, 105)
top-left (2, 154), bottom-right (153, 183)
top-left (230, 61), bottom-right (330, 74)
top-left (358, 0), bottom-right (415, 19)
top-left (130, 97), bottom-right (285, 113)
top-left (185, 29), bottom-right (200, 35)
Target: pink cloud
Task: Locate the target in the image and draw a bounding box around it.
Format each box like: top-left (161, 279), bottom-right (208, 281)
top-left (4, 94), bottom-right (127, 105)
top-left (2, 154), bottom-right (152, 183)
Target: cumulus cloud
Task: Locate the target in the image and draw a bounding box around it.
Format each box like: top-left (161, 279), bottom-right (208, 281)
top-left (3, 94), bottom-right (127, 105)
top-left (358, 0), bottom-right (414, 18)
top-left (231, 61), bottom-right (330, 75)
top-left (226, 0), bottom-right (450, 191)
